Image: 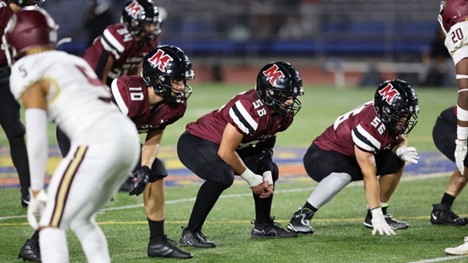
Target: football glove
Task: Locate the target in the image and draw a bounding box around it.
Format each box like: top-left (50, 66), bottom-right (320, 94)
top-left (455, 139), bottom-right (467, 175)
top-left (27, 189), bottom-right (48, 230)
top-left (129, 166), bottom-right (151, 196)
top-left (371, 207), bottom-right (395, 236)
top-left (396, 146), bottom-right (419, 164)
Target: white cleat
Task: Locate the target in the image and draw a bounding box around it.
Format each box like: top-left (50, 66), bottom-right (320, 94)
top-left (445, 237), bottom-right (468, 255)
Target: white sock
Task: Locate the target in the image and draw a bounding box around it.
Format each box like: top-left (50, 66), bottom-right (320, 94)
top-left (71, 220), bottom-right (110, 263)
top-left (40, 228), bottom-right (69, 263)
top-left (307, 172), bottom-right (352, 209)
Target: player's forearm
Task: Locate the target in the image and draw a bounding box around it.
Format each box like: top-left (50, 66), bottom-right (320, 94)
top-left (363, 174), bottom-right (380, 209)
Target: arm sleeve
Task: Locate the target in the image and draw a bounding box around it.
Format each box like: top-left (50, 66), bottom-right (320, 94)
top-left (25, 108), bottom-right (49, 191)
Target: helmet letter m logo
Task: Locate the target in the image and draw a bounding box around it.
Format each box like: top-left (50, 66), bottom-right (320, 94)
top-left (263, 64), bottom-right (284, 86)
top-left (378, 83), bottom-right (400, 104)
top-left (148, 49), bottom-right (173, 72)
top-left (125, 1), bottom-right (142, 19)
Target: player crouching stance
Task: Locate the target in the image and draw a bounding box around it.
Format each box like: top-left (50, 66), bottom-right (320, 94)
top-left (287, 79), bottom-right (419, 236)
top-left (3, 7), bottom-right (140, 262)
top-left (177, 62), bottom-right (303, 248)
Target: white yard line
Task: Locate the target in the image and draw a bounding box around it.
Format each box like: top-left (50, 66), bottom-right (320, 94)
top-left (408, 255), bottom-right (468, 263)
top-left (0, 172), bottom-right (451, 221)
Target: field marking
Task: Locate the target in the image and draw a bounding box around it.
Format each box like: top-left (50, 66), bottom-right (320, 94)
top-left (0, 172), bottom-right (451, 222)
top-left (408, 255), bottom-right (468, 263)
top-left (0, 172), bottom-right (460, 263)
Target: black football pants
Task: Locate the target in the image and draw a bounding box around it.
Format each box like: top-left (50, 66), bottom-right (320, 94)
top-left (0, 65), bottom-right (30, 197)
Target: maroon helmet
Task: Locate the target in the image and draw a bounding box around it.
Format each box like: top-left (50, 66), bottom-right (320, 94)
top-left (9, 0), bottom-right (45, 7)
top-left (2, 6), bottom-right (58, 65)
top-left (439, 0), bottom-right (468, 34)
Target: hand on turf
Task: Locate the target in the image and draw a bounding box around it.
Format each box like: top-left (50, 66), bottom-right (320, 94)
top-left (27, 189), bottom-right (47, 230)
top-left (396, 146), bottom-right (419, 164)
top-left (371, 207), bottom-right (395, 236)
top-left (129, 166), bottom-right (151, 196)
top-left (455, 139), bottom-right (467, 175)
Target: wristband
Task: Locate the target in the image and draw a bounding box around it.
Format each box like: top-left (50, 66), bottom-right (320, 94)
top-left (457, 105), bottom-right (468, 122)
top-left (262, 171), bottom-right (273, 185)
top-left (240, 168), bottom-right (263, 187)
top-left (457, 125), bottom-right (468, 140)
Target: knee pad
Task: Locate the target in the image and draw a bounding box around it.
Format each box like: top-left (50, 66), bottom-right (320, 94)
top-left (205, 162), bottom-right (234, 188)
top-left (148, 158), bottom-right (168, 183)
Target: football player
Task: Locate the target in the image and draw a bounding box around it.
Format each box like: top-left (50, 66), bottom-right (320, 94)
top-left (287, 79), bottom-right (419, 236)
top-left (177, 62), bottom-right (303, 248)
top-left (56, 0), bottom-right (162, 165)
top-left (431, 106), bottom-right (468, 227)
top-left (4, 7), bottom-right (140, 262)
top-left (109, 45), bottom-right (194, 259)
top-left (0, 0), bottom-right (45, 209)
top-left (437, 0), bottom-right (468, 254)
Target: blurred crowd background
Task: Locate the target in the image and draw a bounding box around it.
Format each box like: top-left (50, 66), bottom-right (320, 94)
top-left (43, 0), bottom-right (450, 87)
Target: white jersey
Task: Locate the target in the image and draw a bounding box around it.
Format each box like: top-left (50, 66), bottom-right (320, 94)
top-left (444, 20), bottom-right (468, 65)
top-left (10, 50), bottom-right (119, 140)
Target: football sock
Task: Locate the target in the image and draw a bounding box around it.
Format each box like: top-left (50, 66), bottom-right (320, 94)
top-left (303, 201), bottom-right (318, 213)
top-left (72, 220), bottom-right (110, 263)
top-left (441, 193), bottom-right (455, 206)
top-left (148, 218), bottom-right (165, 240)
top-left (40, 228), bottom-right (69, 263)
top-left (187, 180), bottom-right (225, 231)
top-left (307, 172), bottom-right (351, 209)
top-left (253, 191), bottom-right (273, 224)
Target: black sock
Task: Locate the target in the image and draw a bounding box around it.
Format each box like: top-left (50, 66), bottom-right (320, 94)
top-left (303, 201), bottom-right (318, 213)
top-left (187, 180), bottom-right (225, 231)
top-left (148, 218), bottom-right (165, 241)
top-left (441, 193), bottom-right (456, 206)
top-left (253, 192), bottom-right (273, 224)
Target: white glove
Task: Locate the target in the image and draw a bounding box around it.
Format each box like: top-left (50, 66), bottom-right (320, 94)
top-left (27, 189), bottom-right (48, 230)
top-left (371, 208), bottom-right (395, 236)
top-left (455, 139), bottom-right (467, 175)
top-left (240, 168), bottom-right (263, 187)
top-left (396, 146), bottom-right (419, 164)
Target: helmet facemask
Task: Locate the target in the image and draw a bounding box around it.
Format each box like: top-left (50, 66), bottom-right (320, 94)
top-left (264, 86), bottom-right (303, 116)
top-left (150, 74), bottom-right (193, 104)
top-left (379, 105), bottom-right (419, 136)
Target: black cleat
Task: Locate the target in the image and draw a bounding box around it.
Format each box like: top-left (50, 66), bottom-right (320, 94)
top-left (180, 227), bottom-right (216, 248)
top-left (21, 193), bottom-right (30, 208)
top-left (18, 237), bottom-right (41, 262)
top-left (251, 221), bottom-right (298, 238)
top-left (287, 208), bottom-right (314, 234)
top-left (148, 235), bottom-right (192, 259)
top-left (363, 209), bottom-right (408, 230)
top-left (430, 203), bottom-right (468, 226)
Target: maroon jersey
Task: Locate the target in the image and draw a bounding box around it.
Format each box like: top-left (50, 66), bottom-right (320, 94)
top-left (187, 89), bottom-right (293, 147)
top-left (110, 75), bottom-right (186, 133)
top-left (314, 101), bottom-right (399, 157)
top-left (0, 1), bottom-right (14, 66)
top-left (83, 23), bottom-right (158, 81)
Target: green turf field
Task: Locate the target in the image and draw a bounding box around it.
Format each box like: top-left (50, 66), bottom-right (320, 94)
top-left (0, 84), bottom-right (466, 262)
